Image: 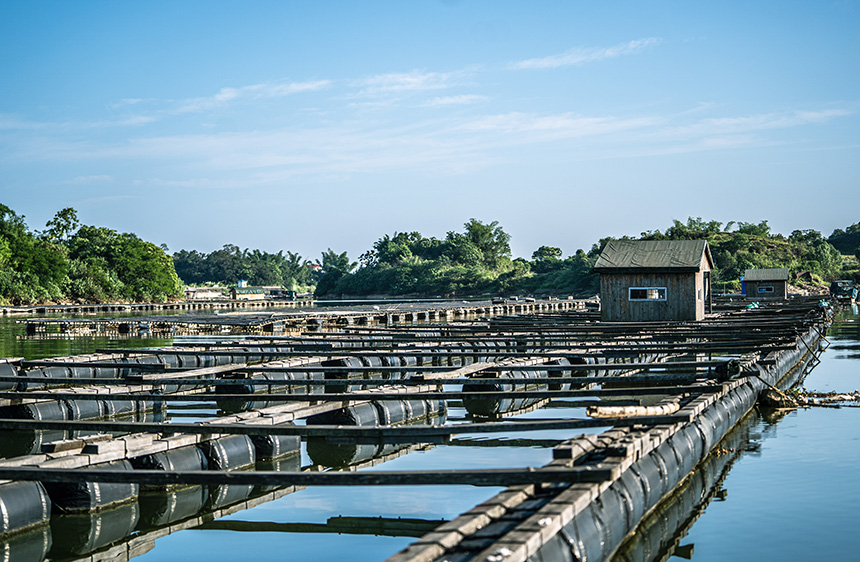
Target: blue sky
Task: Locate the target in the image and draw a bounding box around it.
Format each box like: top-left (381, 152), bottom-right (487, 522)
top-left (1, 1), bottom-right (858, 260)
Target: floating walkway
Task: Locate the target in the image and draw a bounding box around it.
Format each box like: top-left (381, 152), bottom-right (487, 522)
top-left (1, 297), bottom-right (314, 317)
top-left (0, 296), bottom-right (831, 562)
top-left (19, 299), bottom-right (587, 337)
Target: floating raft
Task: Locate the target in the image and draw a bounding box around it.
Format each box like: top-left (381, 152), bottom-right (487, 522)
top-left (0, 296), bottom-right (831, 562)
top-left (19, 299), bottom-right (587, 337)
top-left (1, 296), bottom-right (314, 317)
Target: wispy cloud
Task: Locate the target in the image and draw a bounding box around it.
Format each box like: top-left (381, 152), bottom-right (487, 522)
top-left (353, 70), bottom-right (459, 95)
top-left (421, 94), bottom-right (487, 107)
top-left (666, 109), bottom-right (853, 137)
top-left (174, 80), bottom-right (332, 113)
top-left (459, 112), bottom-right (662, 140)
top-left (67, 174), bottom-right (113, 184)
top-left (510, 38), bottom-right (661, 70)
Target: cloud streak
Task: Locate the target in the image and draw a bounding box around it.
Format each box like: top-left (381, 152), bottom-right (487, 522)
top-left (421, 94), bottom-right (487, 107)
top-left (353, 70), bottom-right (461, 95)
top-left (174, 80), bottom-right (332, 113)
top-left (510, 38), bottom-right (662, 70)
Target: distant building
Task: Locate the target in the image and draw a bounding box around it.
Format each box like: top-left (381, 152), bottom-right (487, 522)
top-left (229, 285), bottom-right (294, 300)
top-left (184, 286), bottom-right (226, 301)
top-left (230, 286), bottom-right (267, 300)
top-left (593, 239), bottom-right (714, 322)
top-left (744, 268), bottom-right (789, 300)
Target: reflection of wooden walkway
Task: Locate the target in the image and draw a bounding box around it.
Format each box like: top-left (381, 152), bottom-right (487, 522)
top-left (20, 299), bottom-right (588, 336)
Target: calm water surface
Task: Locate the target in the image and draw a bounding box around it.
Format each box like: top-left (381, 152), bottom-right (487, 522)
top-left (2, 306), bottom-right (859, 561)
top-left (660, 305), bottom-right (860, 561)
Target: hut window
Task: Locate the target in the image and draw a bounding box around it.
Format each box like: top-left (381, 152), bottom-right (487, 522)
top-left (628, 287), bottom-right (667, 301)
top-left (758, 286), bottom-right (775, 293)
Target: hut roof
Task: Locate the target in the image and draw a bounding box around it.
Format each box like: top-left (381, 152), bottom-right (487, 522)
top-left (593, 240), bottom-right (713, 272)
top-left (744, 268), bottom-right (789, 281)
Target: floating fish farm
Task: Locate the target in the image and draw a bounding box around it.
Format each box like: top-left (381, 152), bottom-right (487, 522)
top-left (0, 297), bottom-right (830, 562)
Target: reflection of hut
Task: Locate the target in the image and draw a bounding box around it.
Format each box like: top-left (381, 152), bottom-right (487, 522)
top-left (744, 268), bottom-right (789, 300)
top-left (593, 240), bottom-right (713, 322)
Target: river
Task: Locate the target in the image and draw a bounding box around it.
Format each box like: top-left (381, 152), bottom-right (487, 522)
top-left (0, 304), bottom-right (857, 561)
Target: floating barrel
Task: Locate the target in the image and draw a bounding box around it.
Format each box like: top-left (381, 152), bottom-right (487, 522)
top-left (101, 397), bottom-right (137, 418)
top-left (198, 435), bottom-right (256, 470)
top-left (137, 485), bottom-right (207, 529)
top-left (0, 481), bottom-right (52, 537)
top-left (306, 403), bottom-right (382, 467)
top-left (547, 357), bottom-right (576, 391)
top-left (0, 400), bottom-right (69, 421)
top-left (361, 356), bottom-right (383, 368)
top-left (48, 501), bottom-right (139, 558)
top-left (42, 460), bottom-right (138, 513)
top-left (250, 430), bottom-right (300, 461)
top-left (215, 372), bottom-right (288, 412)
top-left (15, 367), bottom-right (62, 391)
top-left (375, 400), bottom-right (409, 425)
top-left (306, 400), bottom-right (445, 467)
top-left (215, 370), bottom-right (320, 413)
top-left (130, 445), bottom-right (208, 490)
top-left (63, 398), bottom-right (107, 422)
top-left (323, 357), bottom-right (364, 393)
top-left (0, 362), bottom-right (19, 392)
top-left (307, 402), bottom-right (380, 427)
top-left (400, 354), bottom-right (420, 377)
top-left (176, 354), bottom-right (200, 369)
top-left (156, 353), bottom-right (181, 368)
top-left (462, 370), bottom-right (548, 417)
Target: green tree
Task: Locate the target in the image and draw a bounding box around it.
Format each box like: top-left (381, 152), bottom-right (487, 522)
top-left (532, 246), bottom-right (562, 261)
top-left (462, 219), bottom-right (511, 269)
top-left (43, 207), bottom-right (80, 243)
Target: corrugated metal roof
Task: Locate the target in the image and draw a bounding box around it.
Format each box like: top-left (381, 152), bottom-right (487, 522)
top-left (593, 239), bottom-right (713, 271)
top-left (744, 268), bottom-right (789, 281)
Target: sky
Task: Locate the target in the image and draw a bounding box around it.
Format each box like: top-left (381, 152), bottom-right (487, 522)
top-left (1, 1), bottom-right (858, 261)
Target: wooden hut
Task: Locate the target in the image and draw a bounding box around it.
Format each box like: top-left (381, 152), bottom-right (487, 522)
top-left (593, 239), bottom-right (714, 322)
top-left (744, 268), bottom-right (789, 300)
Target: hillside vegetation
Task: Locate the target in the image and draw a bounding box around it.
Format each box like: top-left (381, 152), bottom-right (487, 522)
top-left (2, 203), bottom-right (857, 305)
top-left (311, 217), bottom-right (850, 298)
top-left (0, 205), bottom-right (182, 305)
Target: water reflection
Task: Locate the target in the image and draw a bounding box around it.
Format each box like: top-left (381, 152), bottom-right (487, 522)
top-left (608, 408), bottom-right (785, 562)
top-left (609, 306), bottom-right (860, 562)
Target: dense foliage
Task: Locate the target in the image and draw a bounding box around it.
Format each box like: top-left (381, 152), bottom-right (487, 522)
top-left (828, 223), bottom-right (860, 255)
top-left (314, 217), bottom-right (853, 298)
top-left (633, 217), bottom-right (843, 290)
top-left (0, 205), bottom-right (182, 305)
top-left (172, 245), bottom-right (315, 289)
top-left (313, 219), bottom-right (601, 298)
top-left (3, 202), bottom-right (856, 304)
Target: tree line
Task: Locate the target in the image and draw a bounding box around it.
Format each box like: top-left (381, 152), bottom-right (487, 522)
top-left (0, 205), bottom-right (182, 304)
top-left (2, 202), bottom-right (857, 305)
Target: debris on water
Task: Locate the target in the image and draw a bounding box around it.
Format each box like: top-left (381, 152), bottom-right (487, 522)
top-left (758, 388), bottom-right (798, 409)
top-left (796, 389), bottom-right (860, 408)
